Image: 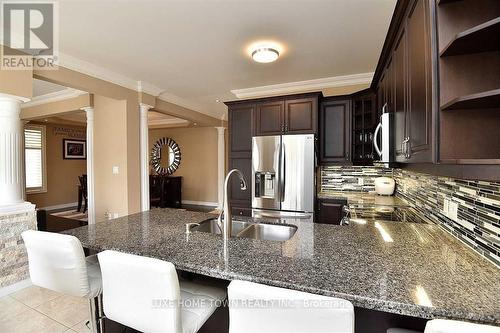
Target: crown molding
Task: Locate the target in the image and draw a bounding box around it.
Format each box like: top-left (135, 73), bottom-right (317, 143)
top-left (21, 88), bottom-right (86, 108)
top-left (230, 72), bottom-right (374, 99)
top-left (58, 52), bottom-right (166, 97)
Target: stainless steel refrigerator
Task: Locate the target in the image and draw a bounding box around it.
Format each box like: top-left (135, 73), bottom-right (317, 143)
top-left (252, 134), bottom-right (315, 215)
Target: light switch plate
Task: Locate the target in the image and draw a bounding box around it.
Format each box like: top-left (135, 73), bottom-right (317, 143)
top-left (112, 166), bottom-right (119, 174)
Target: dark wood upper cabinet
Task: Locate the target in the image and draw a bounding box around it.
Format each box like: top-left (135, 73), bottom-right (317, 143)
top-left (226, 102), bottom-right (253, 213)
top-left (319, 98), bottom-right (351, 164)
top-left (352, 90), bottom-right (376, 164)
top-left (228, 104), bottom-right (254, 154)
top-left (405, 0), bottom-right (432, 163)
top-left (284, 96), bottom-right (318, 134)
top-left (393, 29), bottom-right (408, 162)
top-left (254, 93), bottom-right (319, 136)
top-left (373, 0), bottom-right (433, 164)
top-left (255, 100), bottom-right (284, 136)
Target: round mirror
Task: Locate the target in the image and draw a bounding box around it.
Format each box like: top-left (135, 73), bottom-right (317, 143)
top-left (150, 137), bottom-right (181, 175)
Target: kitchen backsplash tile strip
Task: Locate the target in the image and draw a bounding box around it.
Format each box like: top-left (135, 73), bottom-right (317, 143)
top-left (320, 165), bottom-right (393, 192)
top-left (395, 169), bottom-right (500, 266)
top-left (319, 166), bottom-right (500, 266)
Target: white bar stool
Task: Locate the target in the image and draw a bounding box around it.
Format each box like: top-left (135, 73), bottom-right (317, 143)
top-left (228, 280), bottom-right (355, 333)
top-left (425, 319), bottom-right (500, 333)
top-left (22, 230), bottom-right (103, 333)
top-left (97, 250), bottom-right (226, 333)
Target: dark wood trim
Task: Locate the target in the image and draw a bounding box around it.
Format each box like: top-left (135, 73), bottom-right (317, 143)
top-left (401, 163), bottom-right (500, 181)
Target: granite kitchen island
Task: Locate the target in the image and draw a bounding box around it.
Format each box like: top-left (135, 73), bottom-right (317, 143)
top-left (63, 208), bottom-right (500, 326)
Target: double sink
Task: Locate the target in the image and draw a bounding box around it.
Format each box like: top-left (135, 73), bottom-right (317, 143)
top-left (191, 218), bottom-right (297, 242)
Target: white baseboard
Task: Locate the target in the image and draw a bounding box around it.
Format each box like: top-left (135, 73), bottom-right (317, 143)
top-left (0, 279), bottom-right (32, 298)
top-left (37, 202), bottom-right (78, 211)
top-left (182, 200), bottom-right (218, 207)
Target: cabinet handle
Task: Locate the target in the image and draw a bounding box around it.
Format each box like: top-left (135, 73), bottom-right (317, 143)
top-left (346, 151), bottom-right (350, 160)
top-left (281, 125), bottom-right (285, 132)
top-left (285, 125), bottom-right (288, 132)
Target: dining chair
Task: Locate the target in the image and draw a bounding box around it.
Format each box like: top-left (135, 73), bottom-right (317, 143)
top-left (227, 280), bottom-right (355, 333)
top-left (97, 250), bottom-right (226, 333)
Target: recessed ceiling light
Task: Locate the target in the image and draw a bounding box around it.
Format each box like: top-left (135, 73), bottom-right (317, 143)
top-left (252, 47), bottom-right (279, 63)
top-left (215, 99), bottom-right (221, 103)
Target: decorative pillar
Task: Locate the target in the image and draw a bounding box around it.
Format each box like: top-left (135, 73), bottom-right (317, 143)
top-left (215, 127), bottom-right (226, 209)
top-left (139, 103), bottom-right (152, 212)
top-left (82, 107), bottom-right (95, 224)
top-left (0, 93), bottom-right (34, 213)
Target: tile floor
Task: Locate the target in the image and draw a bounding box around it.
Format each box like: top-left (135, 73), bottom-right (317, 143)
top-left (0, 286), bottom-right (92, 333)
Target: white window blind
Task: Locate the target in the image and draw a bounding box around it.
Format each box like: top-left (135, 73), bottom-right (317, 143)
top-left (25, 125), bottom-right (46, 192)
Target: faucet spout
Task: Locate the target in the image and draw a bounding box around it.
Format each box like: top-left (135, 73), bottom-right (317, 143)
top-left (219, 169), bottom-right (247, 241)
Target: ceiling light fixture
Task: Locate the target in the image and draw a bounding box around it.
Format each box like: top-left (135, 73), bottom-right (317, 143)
top-left (252, 47), bottom-right (279, 63)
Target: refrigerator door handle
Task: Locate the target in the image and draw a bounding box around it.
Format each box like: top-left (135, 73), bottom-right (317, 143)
top-left (280, 142), bottom-right (286, 202)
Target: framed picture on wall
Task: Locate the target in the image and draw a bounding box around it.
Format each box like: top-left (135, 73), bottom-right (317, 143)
top-left (63, 139), bottom-right (86, 159)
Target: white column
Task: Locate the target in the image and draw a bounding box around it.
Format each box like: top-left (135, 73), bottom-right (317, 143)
top-left (140, 103), bottom-right (152, 212)
top-left (215, 127), bottom-right (226, 209)
top-left (82, 107), bottom-right (95, 224)
top-left (0, 93), bottom-right (34, 214)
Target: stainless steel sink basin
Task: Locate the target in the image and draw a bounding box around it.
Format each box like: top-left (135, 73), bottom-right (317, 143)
top-left (192, 218), bottom-right (297, 242)
top-left (192, 218), bottom-right (252, 237)
top-left (237, 223), bottom-right (297, 241)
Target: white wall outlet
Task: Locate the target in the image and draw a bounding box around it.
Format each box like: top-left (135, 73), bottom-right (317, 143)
top-left (113, 213), bottom-right (119, 219)
top-left (358, 178), bottom-right (364, 186)
top-left (449, 201), bottom-right (458, 221)
top-left (112, 166), bottom-right (119, 174)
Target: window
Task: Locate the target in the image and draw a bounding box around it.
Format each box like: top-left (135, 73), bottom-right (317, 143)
top-left (25, 125), bottom-right (47, 193)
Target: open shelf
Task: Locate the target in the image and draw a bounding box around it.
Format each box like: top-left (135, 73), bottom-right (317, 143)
top-left (441, 89), bottom-right (500, 111)
top-left (440, 17), bottom-right (500, 57)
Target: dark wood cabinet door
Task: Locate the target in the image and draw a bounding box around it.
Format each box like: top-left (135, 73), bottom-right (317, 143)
top-left (406, 0), bottom-right (432, 162)
top-left (228, 157), bottom-right (252, 208)
top-left (319, 99), bottom-right (351, 164)
top-left (255, 100), bottom-right (284, 136)
top-left (284, 96), bottom-right (318, 134)
top-left (229, 104), bottom-right (254, 153)
top-left (393, 29), bottom-right (408, 162)
top-left (315, 199), bottom-right (346, 225)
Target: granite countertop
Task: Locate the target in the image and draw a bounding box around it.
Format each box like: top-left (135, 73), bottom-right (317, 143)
top-left (64, 209), bottom-right (500, 325)
top-left (317, 191), bottom-right (408, 207)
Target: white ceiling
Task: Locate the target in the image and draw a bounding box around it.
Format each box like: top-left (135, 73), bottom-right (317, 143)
top-left (58, 0), bottom-right (396, 119)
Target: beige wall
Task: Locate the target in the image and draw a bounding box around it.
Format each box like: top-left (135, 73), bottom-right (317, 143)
top-left (149, 127), bottom-right (219, 204)
top-left (27, 122), bottom-right (87, 208)
top-left (0, 46), bottom-right (33, 99)
top-left (94, 95), bottom-right (129, 220)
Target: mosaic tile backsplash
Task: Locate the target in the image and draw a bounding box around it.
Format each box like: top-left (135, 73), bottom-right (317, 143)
top-left (394, 169), bottom-right (500, 266)
top-left (320, 165), bottom-right (393, 192)
top-left (320, 166), bottom-right (500, 265)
